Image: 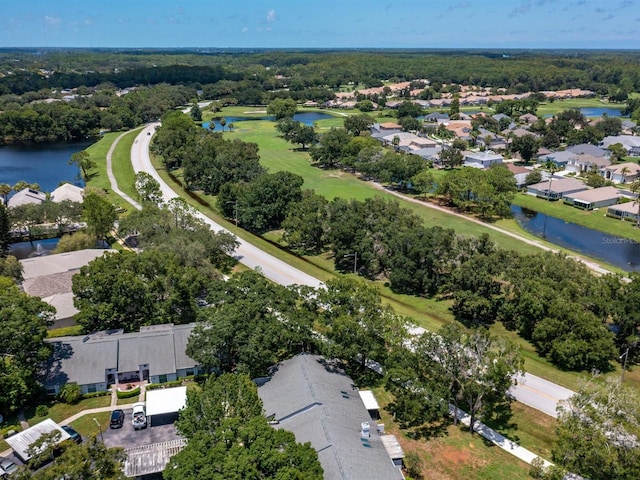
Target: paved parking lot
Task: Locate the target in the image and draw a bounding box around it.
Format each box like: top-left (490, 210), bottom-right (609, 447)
top-left (103, 408), bottom-right (182, 449)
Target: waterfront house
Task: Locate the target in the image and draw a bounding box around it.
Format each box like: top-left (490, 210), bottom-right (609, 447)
top-left (527, 177), bottom-right (588, 200)
top-left (607, 201), bottom-right (639, 222)
top-left (563, 186), bottom-right (621, 210)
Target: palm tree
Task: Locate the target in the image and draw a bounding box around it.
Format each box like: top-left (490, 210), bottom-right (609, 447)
top-left (0, 184), bottom-right (10, 204)
top-left (219, 117), bottom-right (227, 132)
top-left (620, 166), bottom-right (630, 184)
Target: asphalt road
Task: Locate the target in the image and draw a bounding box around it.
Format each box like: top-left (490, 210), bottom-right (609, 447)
top-left (130, 123), bottom-right (322, 289)
top-left (130, 123), bottom-right (576, 417)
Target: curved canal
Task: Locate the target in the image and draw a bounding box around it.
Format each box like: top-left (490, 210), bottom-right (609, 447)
top-left (511, 205), bottom-right (640, 271)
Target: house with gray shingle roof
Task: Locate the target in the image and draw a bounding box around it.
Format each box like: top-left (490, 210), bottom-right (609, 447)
top-left (258, 354), bottom-right (404, 480)
top-left (527, 177), bottom-right (588, 200)
top-left (41, 323), bottom-right (201, 395)
top-left (563, 186), bottom-right (620, 210)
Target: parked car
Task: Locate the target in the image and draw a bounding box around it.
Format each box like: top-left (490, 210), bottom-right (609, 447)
top-left (0, 457), bottom-right (17, 477)
top-left (61, 425), bottom-right (82, 444)
top-left (110, 409), bottom-right (125, 429)
top-left (132, 403), bottom-right (147, 430)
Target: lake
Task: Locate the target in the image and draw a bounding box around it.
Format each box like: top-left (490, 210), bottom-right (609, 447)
top-left (0, 140), bottom-right (93, 193)
top-left (511, 205), bottom-right (640, 271)
top-left (202, 111), bottom-right (333, 131)
top-left (579, 107), bottom-right (625, 117)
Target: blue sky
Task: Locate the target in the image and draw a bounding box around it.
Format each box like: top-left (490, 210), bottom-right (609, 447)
top-left (0, 0), bottom-right (638, 50)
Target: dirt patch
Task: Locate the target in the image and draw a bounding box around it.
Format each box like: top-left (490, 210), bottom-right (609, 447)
top-left (440, 446), bottom-right (472, 464)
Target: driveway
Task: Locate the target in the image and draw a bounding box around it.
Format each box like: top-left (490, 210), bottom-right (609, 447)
top-left (103, 408), bottom-right (182, 449)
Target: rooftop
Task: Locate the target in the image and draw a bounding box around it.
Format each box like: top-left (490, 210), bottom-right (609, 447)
top-left (258, 354), bottom-right (404, 480)
top-left (529, 177), bottom-right (587, 194)
top-left (20, 249), bottom-right (115, 280)
top-left (564, 186), bottom-right (620, 203)
top-left (5, 419), bottom-right (71, 462)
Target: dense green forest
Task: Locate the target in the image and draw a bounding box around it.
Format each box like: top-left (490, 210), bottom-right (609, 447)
top-left (1, 48), bottom-right (639, 144)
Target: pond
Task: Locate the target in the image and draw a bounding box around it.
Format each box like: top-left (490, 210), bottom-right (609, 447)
top-left (0, 140), bottom-right (93, 193)
top-left (202, 111), bottom-right (333, 131)
top-left (8, 238), bottom-right (61, 259)
top-left (579, 107), bottom-right (625, 118)
top-left (511, 205), bottom-right (640, 271)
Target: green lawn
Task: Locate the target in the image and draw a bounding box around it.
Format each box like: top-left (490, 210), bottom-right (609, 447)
top-left (153, 110), bottom-right (638, 392)
top-left (536, 98), bottom-right (626, 117)
top-left (69, 411), bottom-right (111, 441)
top-left (372, 387), bottom-right (532, 480)
top-left (25, 395), bottom-right (112, 427)
top-left (511, 192), bottom-right (640, 243)
top-left (110, 129), bottom-right (141, 202)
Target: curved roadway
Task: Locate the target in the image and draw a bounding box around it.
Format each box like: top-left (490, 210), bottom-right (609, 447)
top-left (129, 123), bottom-right (322, 289)
top-left (129, 123), bottom-right (575, 417)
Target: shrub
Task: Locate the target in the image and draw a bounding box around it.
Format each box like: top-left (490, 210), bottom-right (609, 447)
top-left (58, 383), bottom-right (82, 404)
top-left (1, 425), bottom-right (21, 438)
top-left (47, 325), bottom-right (83, 338)
top-left (35, 405), bottom-right (49, 417)
top-left (116, 386), bottom-right (140, 399)
top-left (81, 391), bottom-right (110, 399)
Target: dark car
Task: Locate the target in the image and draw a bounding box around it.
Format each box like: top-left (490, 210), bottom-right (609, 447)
top-left (61, 425), bottom-right (82, 444)
top-left (110, 409), bottom-right (125, 429)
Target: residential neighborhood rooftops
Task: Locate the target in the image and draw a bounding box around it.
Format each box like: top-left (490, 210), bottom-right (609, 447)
top-left (505, 163), bottom-right (531, 175)
top-left (565, 143), bottom-right (608, 158)
top-left (258, 354), bottom-right (404, 480)
top-left (608, 201), bottom-right (638, 215)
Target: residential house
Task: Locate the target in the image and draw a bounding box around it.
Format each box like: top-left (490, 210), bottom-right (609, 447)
top-left (41, 323), bottom-right (201, 395)
top-left (601, 162), bottom-right (640, 183)
top-left (464, 151), bottom-right (504, 169)
top-left (51, 183), bottom-right (84, 203)
top-left (257, 354), bottom-right (405, 480)
top-left (621, 120), bottom-right (637, 134)
top-left (410, 146), bottom-right (442, 162)
top-left (527, 177), bottom-right (588, 200)
top-left (601, 135), bottom-right (640, 156)
top-left (565, 154), bottom-right (611, 174)
top-left (519, 113), bottom-right (538, 124)
top-left (607, 201), bottom-right (639, 222)
top-left (565, 143), bottom-right (609, 158)
top-left (370, 122), bottom-right (402, 139)
top-left (563, 186), bottom-right (620, 210)
top-left (537, 150), bottom-right (576, 169)
top-left (505, 163), bottom-right (532, 188)
top-left (20, 249), bottom-right (115, 328)
top-left (423, 112), bottom-right (449, 122)
top-left (7, 188), bottom-right (46, 208)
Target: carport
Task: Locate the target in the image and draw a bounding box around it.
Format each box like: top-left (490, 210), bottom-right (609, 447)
top-left (5, 418), bottom-right (71, 463)
top-left (145, 386), bottom-right (187, 427)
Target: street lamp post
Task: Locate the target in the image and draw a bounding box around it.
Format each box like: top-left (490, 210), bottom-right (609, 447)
top-left (620, 347), bottom-right (630, 383)
top-left (93, 417), bottom-right (104, 443)
top-left (344, 252), bottom-right (357, 275)
top-left (226, 200), bottom-right (239, 227)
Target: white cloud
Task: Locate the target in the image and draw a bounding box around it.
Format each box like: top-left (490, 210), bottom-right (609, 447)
top-left (266, 9), bottom-right (276, 23)
top-left (43, 15), bottom-right (61, 27)
top-left (242, 26), bottom-right (249, 33)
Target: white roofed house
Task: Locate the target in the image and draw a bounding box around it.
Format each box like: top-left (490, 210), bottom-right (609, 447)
top-left (50, 183), bottom-right (84, 203)
top-left (463, 151), bottom-right (503, 169)
top-left (7, 188), bottom-right (46, 208)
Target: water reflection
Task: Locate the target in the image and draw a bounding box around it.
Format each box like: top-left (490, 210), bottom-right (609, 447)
top-left (511, 205), bottom-right (640, 271)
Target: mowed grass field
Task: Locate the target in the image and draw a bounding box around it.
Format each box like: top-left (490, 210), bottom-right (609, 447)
top-left (181, 108), bottom-right (640, 391)
top-left (535, 97), bottom-right (626, 117)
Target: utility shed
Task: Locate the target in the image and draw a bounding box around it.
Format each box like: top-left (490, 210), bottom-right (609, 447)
top-left (5, 419), bottom-right (70, 463)
top-left (358, 390), bottom-right (381, 419)
top-left (146, 386), bottom-right (187, 426)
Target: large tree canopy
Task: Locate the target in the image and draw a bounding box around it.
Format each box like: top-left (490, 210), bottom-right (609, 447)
top-left (0, 277), bottom-right (54, 414)
top-left (166, 373), bottom-right (323, 480)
